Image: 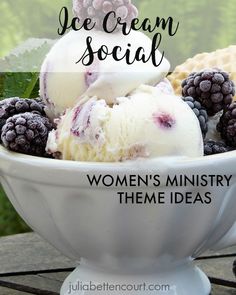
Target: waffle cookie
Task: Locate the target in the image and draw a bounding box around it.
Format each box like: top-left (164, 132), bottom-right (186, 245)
top-left (168, 46), bottom-right (236, 99)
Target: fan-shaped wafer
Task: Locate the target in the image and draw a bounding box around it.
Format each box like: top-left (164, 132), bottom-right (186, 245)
top-left (168, 46), bottom-right (236, 99)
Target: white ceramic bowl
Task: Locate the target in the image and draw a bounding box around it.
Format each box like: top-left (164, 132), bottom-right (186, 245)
top-left (0, 145), bottom-right (236, 295)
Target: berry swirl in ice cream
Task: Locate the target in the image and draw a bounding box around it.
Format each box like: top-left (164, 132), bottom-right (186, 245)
top-left (46, 85), bottom-right (203, 162)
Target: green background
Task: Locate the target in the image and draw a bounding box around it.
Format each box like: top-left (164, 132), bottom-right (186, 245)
top-left (0, 0), bottom-right (236, 236)
top-left (1, 0), bottom-right (236, 67)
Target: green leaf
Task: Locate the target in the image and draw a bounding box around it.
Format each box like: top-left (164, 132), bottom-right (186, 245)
top-left (0, 40), bottom-right (53, 72)
top-left (0, 39), bottom-right (54, 100)
top-left (1, 72), bottom-right (38, 98)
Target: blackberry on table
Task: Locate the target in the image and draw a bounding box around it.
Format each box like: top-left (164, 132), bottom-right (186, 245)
top-left (182, 96), bottom-right (208, 137)
top-left (217, 102), bottom-right (236, 147)
top-left (1, 112), bottom-right (53, 157)
top-left (73, 0), bottom-right (138, 31)
top-left (182, 69), bottom-right (235, 116)
top-left (0, 97), bottom-right (46, 137)
top-left (204, 139), bottom-right (233, 156)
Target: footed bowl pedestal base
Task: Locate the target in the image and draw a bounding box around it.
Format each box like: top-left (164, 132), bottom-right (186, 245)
top-left (60, 260), bottom-right (211, 295)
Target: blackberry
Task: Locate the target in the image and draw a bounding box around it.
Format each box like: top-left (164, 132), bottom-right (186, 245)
top-left (0, 97), bottom-right (46, 138)
top-left (204, 139), bottom-right (232, 156)
top-left (182, 69), bottom-right (235, 116)
top-left (182, 96), bottom-right (208, 137)
top-left (1, 112), bottom-right (53, 157)
top-left (73, 0), bottom-right (138, 31)
top-left (217, 102), bottom-right (236, 147)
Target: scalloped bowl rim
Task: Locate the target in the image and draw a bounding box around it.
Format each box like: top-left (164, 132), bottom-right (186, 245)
top-left (0, 144), bottom-right (236, 170)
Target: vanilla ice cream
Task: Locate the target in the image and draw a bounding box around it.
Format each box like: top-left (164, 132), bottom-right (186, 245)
top-left (46, 85), bottom-right (203, 162)
top-left (40, 29), bottom-right (170, 119)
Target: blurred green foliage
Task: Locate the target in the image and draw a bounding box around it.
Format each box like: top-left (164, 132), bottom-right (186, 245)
top-left (139, 0), bottom-right (236, 68)
top-left (1, 0), bottom-right (236, 61)
top-left (0, 186), bottom-right (30, 235)
top-left (0, 0), bottom-right (71, 58)
top-left (0, 0), bottom-right (235, 236)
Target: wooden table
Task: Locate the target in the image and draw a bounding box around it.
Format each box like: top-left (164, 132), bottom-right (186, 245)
top-left (0, 233), bottom-right (235, 294)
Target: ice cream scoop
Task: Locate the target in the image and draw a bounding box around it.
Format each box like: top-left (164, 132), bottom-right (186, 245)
top-left (156, 78), bottom-right (174, 95)
top-left (46, 85), bottom-right (203, 162)
top-left (40, 29), bottom-right (170, 119)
